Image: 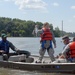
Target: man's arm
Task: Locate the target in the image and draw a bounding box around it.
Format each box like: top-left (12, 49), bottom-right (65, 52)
top-left (37, 29), bottom-right (42, 34)
top-left (62, 44), bottom-right (70, 57)
top-left (9, 41), bottom-right (19, 52)
top-left (51, 30), bottom-right (56, 48)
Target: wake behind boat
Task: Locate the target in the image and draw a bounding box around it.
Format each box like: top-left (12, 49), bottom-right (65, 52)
top-left (0, 51), bottom-right (75, 74)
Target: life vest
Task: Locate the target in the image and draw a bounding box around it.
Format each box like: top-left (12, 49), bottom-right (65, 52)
top-left (67, 42), bottom-right (75, 58)
top-left (41, 28), bottom-right (53, 41)
top-left (0, 40), bottom-right (10, 54)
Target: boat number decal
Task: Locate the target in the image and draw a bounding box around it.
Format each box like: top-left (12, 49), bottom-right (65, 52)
top-left (41, 65), bottom-right (60, 69)
top-left (55, 65), bottom-right (60, 69)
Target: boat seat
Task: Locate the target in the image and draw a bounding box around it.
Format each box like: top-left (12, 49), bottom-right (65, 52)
top-left (25, 56), bottom-right (34, 63)
top-left (8, 54), bottom-right (26, 62)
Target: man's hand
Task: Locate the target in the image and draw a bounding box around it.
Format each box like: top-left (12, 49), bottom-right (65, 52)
top-left (0, 50), bottom-right (5, 53)
top-left (59, 55), bottom-right (65, 59)
top-left (16, 49), bottom-right (20, 54)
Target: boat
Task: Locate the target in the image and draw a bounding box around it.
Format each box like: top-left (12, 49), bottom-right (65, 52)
top-left (0, 51), bottom-right (75, 74)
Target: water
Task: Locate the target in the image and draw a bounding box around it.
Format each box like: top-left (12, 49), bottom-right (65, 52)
top-left (0, 37), bottom-right (74, 75)
top-left (7, 37), bottom-right (65, 56)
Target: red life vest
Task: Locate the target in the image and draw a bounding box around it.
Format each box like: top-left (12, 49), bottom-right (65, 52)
top-left (67, 42), bottom-right (75, 58)
top-left (41, 28), bottom-right (53, 41)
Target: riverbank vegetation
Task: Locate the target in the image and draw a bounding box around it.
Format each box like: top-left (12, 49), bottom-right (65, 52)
top-left (0, 17), bottom-right (75, 37)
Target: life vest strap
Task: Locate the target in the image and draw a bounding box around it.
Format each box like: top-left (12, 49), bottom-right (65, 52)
top-left (41, 40), bottom-right (52, 49)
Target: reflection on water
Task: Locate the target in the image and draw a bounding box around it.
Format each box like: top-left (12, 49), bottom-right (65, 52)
top-left (0, 68), bottom-right (74, 75)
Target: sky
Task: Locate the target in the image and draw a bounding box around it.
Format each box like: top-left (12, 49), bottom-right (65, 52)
top-left (0, 0), bottom-right (75, 32)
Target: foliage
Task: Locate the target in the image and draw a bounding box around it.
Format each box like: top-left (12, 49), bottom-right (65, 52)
top-left (0, 17), bottom-right (65, 37)
top-left (54, 27), bottom-right (60, 37)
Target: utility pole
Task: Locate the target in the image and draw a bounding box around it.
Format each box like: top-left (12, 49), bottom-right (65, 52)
top-left (62, 20), bottom-right (63, 37)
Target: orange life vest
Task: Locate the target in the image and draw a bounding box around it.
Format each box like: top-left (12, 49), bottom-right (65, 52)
top-left (67, 42), bottom-right (75, 58)
top-left (41, 28), bottom-right (53, 41)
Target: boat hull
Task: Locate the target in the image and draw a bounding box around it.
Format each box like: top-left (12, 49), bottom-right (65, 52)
top-left (0, 60), bottom-right (75, 73)
top-left (0, 54), bottom-right (75, 73)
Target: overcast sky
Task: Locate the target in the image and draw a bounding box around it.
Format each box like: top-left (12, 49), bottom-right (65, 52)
top-left (0, 0), bottom-right (75, 32)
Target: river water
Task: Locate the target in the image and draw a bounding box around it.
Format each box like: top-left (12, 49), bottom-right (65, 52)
top-left (0, 37), bottom-right (74, 75)
top-left (7, 37), bottom-right (65, 56)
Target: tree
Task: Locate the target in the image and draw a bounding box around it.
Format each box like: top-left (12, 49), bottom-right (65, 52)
top-left (0, 17), bottom-right (63, 37)
top-left (54, 27), bottom-right (60, 37)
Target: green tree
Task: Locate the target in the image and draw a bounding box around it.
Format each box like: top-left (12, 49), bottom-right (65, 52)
top-left (0, 17), bottom-right (62, 37)
top-left (54, 27), bottom-right (60, 37)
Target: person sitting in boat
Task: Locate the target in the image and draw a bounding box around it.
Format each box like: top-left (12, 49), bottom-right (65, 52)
top-left (37, 22), bottom-right (56, 63)
top-left (0, 33), bottom-right (31, 60)
top-left (53, 35), bottom-right (75, 63)
top-left (62, 35), bottom-right (70, 49)
top-left (0, 33), bottom-right (20, 58)
top-left (62, 36), bottom-right (75, 62)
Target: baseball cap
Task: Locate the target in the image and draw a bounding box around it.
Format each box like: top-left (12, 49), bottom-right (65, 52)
top-left (62, 35), bottom-right (70, 40)
top-left (1, 33), bottom-right (7, 38)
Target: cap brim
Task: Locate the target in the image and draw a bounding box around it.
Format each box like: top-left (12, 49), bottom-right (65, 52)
top-left (62, 38), bottom-right (71, 40)
top-left (2, 36), bottom-right (7, 38)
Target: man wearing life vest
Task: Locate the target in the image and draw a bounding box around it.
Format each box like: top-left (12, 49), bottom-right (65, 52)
top-left (53, 35), bottom-right (75, 63)
top-left (62, 35), bottom-right (70, 49)
top-left (37, 22), bottom-right (56, 63)
top-left (62, 41), bottom-right (75, 62)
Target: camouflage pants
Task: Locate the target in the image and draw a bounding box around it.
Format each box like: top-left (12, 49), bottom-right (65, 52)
top-left (38, 40), bottom-right (55, 62)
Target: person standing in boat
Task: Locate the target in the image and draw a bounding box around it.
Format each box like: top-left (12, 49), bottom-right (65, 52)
top-left (37, 22), bottom-right (56, 63)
